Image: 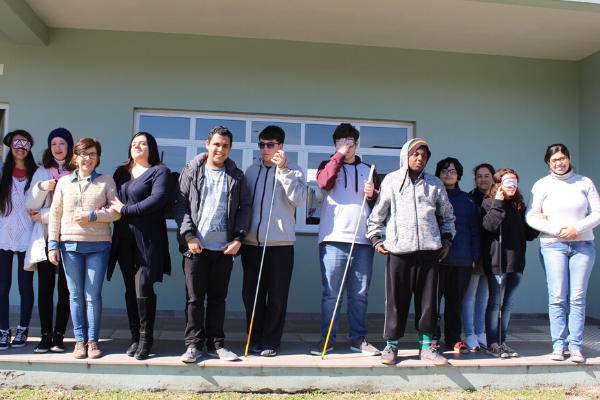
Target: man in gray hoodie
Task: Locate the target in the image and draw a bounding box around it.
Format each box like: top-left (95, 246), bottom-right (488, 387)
top-left (241, 125), bottom-right (307, 357)
top-left (366, 138), bottom-right (455, 366)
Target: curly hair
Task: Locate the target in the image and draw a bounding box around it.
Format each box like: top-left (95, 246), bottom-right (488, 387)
top-left (485, 167), bottom-right (526, 212)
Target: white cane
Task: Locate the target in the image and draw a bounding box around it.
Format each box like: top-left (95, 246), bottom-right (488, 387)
top-left (322, 164), bottom-right (375, 359)
top-left (498, 224), bottom-right (504, 357)
top-left (244, 166), bottom-right (279, 357)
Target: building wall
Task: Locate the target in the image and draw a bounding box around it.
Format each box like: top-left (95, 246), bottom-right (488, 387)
top-left (0, 28), bottom-right (581, 316)
top-left (579, 49), bottom-right (600, 318)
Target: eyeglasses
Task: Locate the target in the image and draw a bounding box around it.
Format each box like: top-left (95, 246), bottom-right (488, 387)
top-left (549, 156), bottom-right (568, 165)
top-left (258, 142), bottom-right (279, 149)
top-left (11, 139), bottom-right (31, 152)
top-left (441, 168), bottom-right (458, 176)
top-left (78, 152), bottom-right (98, 160)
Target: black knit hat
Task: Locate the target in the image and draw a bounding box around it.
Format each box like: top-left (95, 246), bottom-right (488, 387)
top-left (47, 127), bottom-right (74, 149)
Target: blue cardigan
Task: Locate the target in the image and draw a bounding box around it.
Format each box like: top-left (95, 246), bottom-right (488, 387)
top-left (441, 184), bottom-right (481, 267)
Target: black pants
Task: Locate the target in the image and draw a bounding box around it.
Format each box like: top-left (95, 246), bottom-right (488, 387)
top-left (37, 259), bottom-right (70, 335)
top-left (241, 244), bottom-right (294, 349)
top-left (183, 249), bottom-right (234, 350)
top-left (384, 252), bottom-right (439, 341)
top-left (434, 264), bottom-right (473, 345)
top-left (116, 236), bottom-right (155, 298)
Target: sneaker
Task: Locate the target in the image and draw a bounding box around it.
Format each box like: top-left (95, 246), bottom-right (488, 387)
top-left (486, 342), bottom-right (508, 358)
top-left (260, 347), bottom-right (277, 357)
top-left (477, 333), bottom-right (488, 349)
top-left (310, 336), bottom-right (334, 356)
top-left (87, 341), bottom-right (102, 358)
top-left (50, 332), bottom-right (65, 353)
top-left (248, 342), bottom-right (262, 353)
top-left (379, 345), bottom-right (398, 365)
top-left (350, 338), bottom-right (381, 356)
top-left (420, 346), bottom-right (448, 365)
top-left (570, 349), bottom-right (585, 363)
top-left (0, 329), bottom-right (11, 351)
top-left (73, 341), bottom-right (87, 359)
top-left (465, 334), bottom-right (481, 352)
top-left (501, 342), bottom-right (518, 357)
top-left (11, 327), bottom-right (28, 348)
top-left (181, 346), bottom-right (202, 363)
top-left (34, 333), bottom-right (52, 353)
top-left (207, 347), bottom-right (240, 361)
top-left (453, 341), bottom-right (470, 354)
top-left (550, 349), bottom-right (565, 361)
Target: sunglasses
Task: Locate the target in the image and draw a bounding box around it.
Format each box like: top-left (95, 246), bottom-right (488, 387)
top-left (258, 142), bottom-right (279, 149)
top-left (11, 139), bottom-right (31, 152)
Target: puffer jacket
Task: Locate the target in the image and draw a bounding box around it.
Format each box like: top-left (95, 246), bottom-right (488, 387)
top-left (366, 138), bottom-right (456, 255)
top-left (440, 184), bottom-right (480, 266)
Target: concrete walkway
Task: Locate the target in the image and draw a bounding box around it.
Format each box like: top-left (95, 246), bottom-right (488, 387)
top-left (1, 313), bottom-right (599, 391)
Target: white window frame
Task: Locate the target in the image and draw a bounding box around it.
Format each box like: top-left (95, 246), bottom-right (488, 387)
top-left (134, 109), bottom-right (413, 233)
top-left (0, 104), bottom-right (8, 158)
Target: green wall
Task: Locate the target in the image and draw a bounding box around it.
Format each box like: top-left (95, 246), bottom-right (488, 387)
top-left (0, 28), bottom-right (582, 316)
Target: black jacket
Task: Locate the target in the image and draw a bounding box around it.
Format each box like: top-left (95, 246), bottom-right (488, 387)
top-left (481, 198), bottom-right (539, 275)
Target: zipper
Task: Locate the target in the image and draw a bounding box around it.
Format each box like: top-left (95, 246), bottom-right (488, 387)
top-left (412, 179), bottom-right (420, 250)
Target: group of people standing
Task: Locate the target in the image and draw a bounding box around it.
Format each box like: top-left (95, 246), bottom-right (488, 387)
top-left (0, 123), bottom-right (597, 366)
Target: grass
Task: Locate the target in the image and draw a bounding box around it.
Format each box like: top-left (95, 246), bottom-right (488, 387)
top-left (0, 387), bottom-right (599, 400)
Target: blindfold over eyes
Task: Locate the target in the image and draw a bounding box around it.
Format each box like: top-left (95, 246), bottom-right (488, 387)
top-left (11, 139), bottom-right (31, 151)
top-left (501, 177), bottom-right (518, 188)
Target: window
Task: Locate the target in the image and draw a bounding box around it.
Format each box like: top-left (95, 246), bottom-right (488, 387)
top-left (135, 110), bottom-right (413, 233)
top-left (0, 105), bottom-right (7, 160)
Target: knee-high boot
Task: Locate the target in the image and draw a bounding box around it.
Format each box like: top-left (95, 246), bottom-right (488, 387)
top-left (135, 295), bottom-right (156, 360)
top-left (125, 292), bottom-right (141, 356)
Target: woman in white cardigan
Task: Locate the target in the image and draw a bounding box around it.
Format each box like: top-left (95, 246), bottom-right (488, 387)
top-left (25, 128), bottom-right (75, 353)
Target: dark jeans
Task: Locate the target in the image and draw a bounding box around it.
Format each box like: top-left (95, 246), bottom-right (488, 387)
top-left (434, 264), bottom-right (473, 345)
top-left (183, 249), bottom-right (234, 350)
top-left (116, 236), bottom-right (155, 298)
top-left (241, 244), bottom-right (294, 349)
top-left (384, 252), bottom-right (439, 341)
top-left (0, 250), bottom-right (34, 330)
top-left (37, 258), bottom-right (70, 334)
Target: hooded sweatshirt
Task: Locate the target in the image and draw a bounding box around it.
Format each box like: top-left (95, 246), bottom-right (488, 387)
top-left (366, 138), bottom-right (456, 256)
top-left (243, 158), bottom-right (307, 247)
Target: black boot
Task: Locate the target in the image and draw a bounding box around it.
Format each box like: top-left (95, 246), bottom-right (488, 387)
top-left (125, 292), bottom-right (140, 357)
top-left (135, 295), bottom-right (156, 360)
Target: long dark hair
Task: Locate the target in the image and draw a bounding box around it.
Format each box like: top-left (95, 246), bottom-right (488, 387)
top-left (485, 167), bottom-right (526, 212)
top-left (114, 132), bottom-right (163, 181)
top-left (0, 130), bottom-right (38, 216)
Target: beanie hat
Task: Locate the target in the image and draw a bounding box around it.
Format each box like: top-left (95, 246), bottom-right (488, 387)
top-left (48, 128), bottom-right (74, 149)
top-left (407, 138), bottom-right (431, 159)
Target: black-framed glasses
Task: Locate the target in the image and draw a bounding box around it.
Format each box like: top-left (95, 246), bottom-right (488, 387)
top-left (258, 142), bottom-right (279, 149)
top-left (441, 168), bottom-right (458, 176)
top-left (549, 156), bottom-right (568, 165)
top-left (78, 152), bottom-right (98, 160)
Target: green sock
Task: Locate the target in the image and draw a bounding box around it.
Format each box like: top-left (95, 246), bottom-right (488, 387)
top-left (386, 340), bottom-right (398, 349)
top-left (418, 332), bottom-right (433, 351)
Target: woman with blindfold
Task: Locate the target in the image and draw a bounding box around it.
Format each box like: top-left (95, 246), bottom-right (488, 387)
top-left (526, 144), bottom-right (600, 364)
top-left (481, 168), bottom-right (538, 358)
top-left (0, 130), bottom-right (38, 350)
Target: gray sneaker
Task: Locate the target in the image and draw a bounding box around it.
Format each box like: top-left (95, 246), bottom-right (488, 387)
top-left (181, 346), bottom-right (202, 363)
top-left (501, 342), bottom-right (518, 357)
top-left (420, 346), bottom-right (448, 365)
top-left (486, 342), bottom-right (508, 359)
top-left (260, 347), bottom-right (276, 357)
top-left (207, 347), bottom-right (240, 361)
top-left (310, 336), bottom-right (334, 356)
top-left (379, 345), bottom-right (398, 365)
top-left (351, 338), bottom-right (381, 356)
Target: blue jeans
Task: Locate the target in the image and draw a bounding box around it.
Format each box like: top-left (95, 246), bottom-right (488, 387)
top-left (61, 242), bottom-right (110, 342)
top-left (540, 240), bottom-right (595, 351)
top-left (0, 250), bottom-right (34, 330)
top-left (485, 272), bottom-right (522, 344)
top-left (319, 242), bottom-right (374, 345)
top-left (462, 273), bottom-right (489, 338)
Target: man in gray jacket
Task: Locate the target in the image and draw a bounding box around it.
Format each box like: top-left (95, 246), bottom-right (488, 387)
top-left (366, 138), bottom-right (455, 366)
top-left (242, 125), bottom-right (306, 357)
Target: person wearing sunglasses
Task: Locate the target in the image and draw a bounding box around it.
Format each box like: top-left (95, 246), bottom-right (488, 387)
top-left (241, 125), bottom-right (306, 357)
top-left (48, 137), bottom-right (120, 359)
top-left (431, 157), bottom-right (481, 354)
top-left (0, 130), bottom-right (38, 350)
top-left (526, 144), bottom-right (600, 363)
top-left (481, 168), bottom-right (538, 358)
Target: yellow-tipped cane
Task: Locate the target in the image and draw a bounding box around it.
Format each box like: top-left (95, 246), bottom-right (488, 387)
top-left (322, 164), bottom-right (376, 358)
top-left (245, 167), bottom-right (279, 357)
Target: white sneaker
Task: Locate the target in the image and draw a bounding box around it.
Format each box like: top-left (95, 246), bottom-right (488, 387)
top-left (569, 349), bottom-right (585, 363)
top-left (476, 333), bottom-right (488, 349)
top-left (181, 346), bottom-right (202, 363)
top-left (465, 334), bottom-right (480, 352)
top-left (550, 349), bottom-right (565, 361)
top-left (207, 347), bottom-right (240, 361)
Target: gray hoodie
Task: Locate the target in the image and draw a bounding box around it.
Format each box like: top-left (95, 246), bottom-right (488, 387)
top-left (365, 138), bottom-right (455, 255)
top-left (243, 158), bottom-right (307, 247)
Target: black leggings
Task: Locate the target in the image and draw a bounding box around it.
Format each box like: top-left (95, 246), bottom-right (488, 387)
top-left (37, 258), bottom-right (70, 335)
top-left (116, 236), bottom-right (155, 298)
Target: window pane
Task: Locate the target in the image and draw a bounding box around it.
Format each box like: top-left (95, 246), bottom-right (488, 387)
top-left (251, 121), bottom-right (301, 145)
top-left (359, 126), bottom-right (408, 149)
top-left (159, 146), bottom-right (187, 174)
top-left (139, 116), bottom-right (190, 140)
top-left (195, 118), bottom-right (246, 142)
top-left (252, 150), bottom-right (298, 166)
top-left (360, 154), bottom-right (400, 181)
top-left (197, 148), bottom-right (243, 168)
top-left (306, 153), bottom-right (331, 225)
top-left (305, 123), bottom-right (336, 147)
